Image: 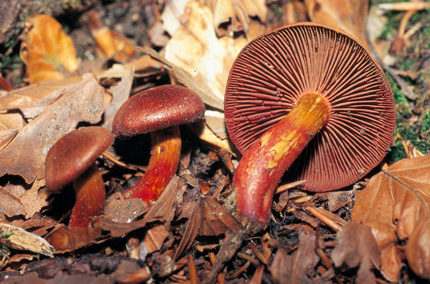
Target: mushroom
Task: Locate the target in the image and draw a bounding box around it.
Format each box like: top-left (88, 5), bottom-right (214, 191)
top-left (112, 85), bottom-right (205, 203)
top-left (45, 126), bottom-right (113, 227)
top-left (224, 23), bottom-right (396, 230)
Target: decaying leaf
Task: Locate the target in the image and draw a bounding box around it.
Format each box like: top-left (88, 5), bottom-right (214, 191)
top-left (206, 0), bottom-right (267, 36)
top-left (270, 229), bottom-right (319, 284)
top-left (86, 10), bottom-right (136, 62)
top-left (20, 14), bottom-right (78, 84)
top-left (352, 155), bottom-right (430, 281)
top-left (44, 224), bottom-right (104, 252)
top-left (100, 176), bottom-right (186, 237)
top-left (143, 225), bottom-right (170, 255)
top-left (331, 221), bottom-right (381, 284)
top-left (164, 1), bottom-right (248, 110)
top-left (0, 73), bottom-right (105, 184)
top-left (175, 196), bottom-right (243, 258)
top-left (0, 77), bottom-right (82, 119)
top-left (0, 223), bottom-right (55, 256)
top-left (305, 0), bottom-right (369, 48)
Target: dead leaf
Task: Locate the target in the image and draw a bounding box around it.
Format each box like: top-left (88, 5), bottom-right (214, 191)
top-left (352, 155), bottom-right (430, 281)
top-left (0, 77), bottom-right (83, 120)
top-left (143, 225), bottom-right (170, 255)
top-left (175, 196), bottom-right (243, 259)
top-left (164, 1), bottom-right (248, 110)
top-left (100, 176), bottom-right (186, 237)
top-left (331, 221), bottom-right (381, 284)
top-left (19, 180), bottom-right (50, 219)
top-left (101, 64), bottom-right (135, 131)
top-left (20, 15), bottom-right (78, 84)
top-left (0, 186), bottom-right (26, 218)
top-left (305, 0), bottom-right (369, 49)
top-left (86, 10), bottom-right (136, 62)
top-left (206, 0), bottom-right (267, 36)
top-left (270, 229), bottom-right (320, 284)
top-left (0, 223), bottom-right (55, 256)
top-left (44, 224), bottom-right (104, 252)
top-left (0, 73), bottom-right (105, 183)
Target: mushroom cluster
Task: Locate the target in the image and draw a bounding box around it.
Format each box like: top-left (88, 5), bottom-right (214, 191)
top-left (225, 23), bottom-right (396, 230)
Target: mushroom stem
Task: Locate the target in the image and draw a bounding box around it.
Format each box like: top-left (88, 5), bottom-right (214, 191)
top-left (232, 92), bottom-right (331, 231)
top-left (123, 126), bottom-right (181, 203)
top-left (70, 163), bottom-right (106, 227)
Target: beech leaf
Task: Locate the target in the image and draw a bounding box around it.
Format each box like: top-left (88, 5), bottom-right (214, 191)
top-left (20, 14), bottom-right (78, 84)
top-left (352, 155), bottom-right (430, 281)
top-left (331, 221), bottom-right (381, 284)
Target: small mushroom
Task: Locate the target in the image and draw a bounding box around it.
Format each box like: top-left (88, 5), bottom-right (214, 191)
top-left (45, 126), bottom-right (113, 227)
top-left (224, 23), bottom-right (396, 230)
top-left (112, 85), bottom-right (205, 203)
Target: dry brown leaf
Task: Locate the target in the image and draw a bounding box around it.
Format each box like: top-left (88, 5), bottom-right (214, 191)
top-left (0, 74), bottom-right (105, 184)
top-left (164, 1), bottom-right (248, 110)
top-left (44, 224), bottom-right (104, 252)
top-left (331, 221), bottom-right (381, 284)
top-left (0, 186), bottom-right (26, 218)
top-left (20, 15), bottom-right (78, 84)
top-left (143, 225), bottom-right (170, 255)
top-left (175, 196), bottom-right (243, 259)
top-left (0, 77), bottom-right (83, 120)
top-left (86, 10), bottom-right (136, 62)
top-left (270, 229), bottom-right (319, 284)
top-left (352, 155), bottom-right (430, 281)
top-left (19, 180), bottom-right (50, 219)
top-left (305, 0), bottom-right (369, 49)
top-left (100, 176), bottom-right (186, 237)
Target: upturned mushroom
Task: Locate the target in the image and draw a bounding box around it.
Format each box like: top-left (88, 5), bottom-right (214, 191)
top-left (45, 126), bottom-right (113, 227)
top-left (225, 23), bottom-right (396, 230)
top-left (112, 85), bottom-right (205, 203)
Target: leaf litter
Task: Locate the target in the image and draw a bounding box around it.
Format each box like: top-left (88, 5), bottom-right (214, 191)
top-left (0, 1), bottom-right (429, 283)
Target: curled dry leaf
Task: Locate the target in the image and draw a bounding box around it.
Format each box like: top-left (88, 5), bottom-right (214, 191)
top-left (20, 14), bottom-right (78, 84)
top-left (206, 0), bottom-right (267, 36)
top-left (305, 0), bottom-right (369, 48)
top-left (0, 74), bottom-right (105, 183)
top-left (331, 221), bottom-right (381, 284)
top-left (0, 223), bottom-right (55, 256)
top-left (352, 155), bottom-right (430, 281)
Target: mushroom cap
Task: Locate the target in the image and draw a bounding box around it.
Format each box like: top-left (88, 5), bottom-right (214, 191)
top-left (45, 126), bottom-right (114, 193)
top-left (112, 85), bottom-right (205, 139)
top-left (225, 23), bottom-right (396, 192)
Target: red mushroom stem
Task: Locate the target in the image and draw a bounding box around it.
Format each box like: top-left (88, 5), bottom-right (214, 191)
top-left (123, 127), bottom-right (181, 202)
top-left (69, 163), bottom-right (106, 227)
top-left (232, 92), bottom-right (331, 231)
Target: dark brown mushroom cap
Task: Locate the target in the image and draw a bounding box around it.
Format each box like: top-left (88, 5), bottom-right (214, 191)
top-left (112, 85), bottom-right (205, 139)
top-left (225, 23), bottom-right (396, 192)
top-left (45, 127), bottom-right (114, 193)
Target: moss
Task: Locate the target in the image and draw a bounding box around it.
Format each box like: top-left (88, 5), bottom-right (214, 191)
top-left (422, 111), bottom-right (430, 132)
